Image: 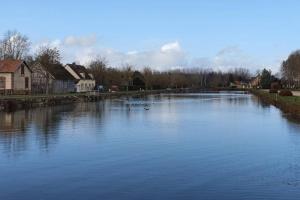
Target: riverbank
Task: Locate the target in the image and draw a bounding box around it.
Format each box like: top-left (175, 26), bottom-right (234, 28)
top-left (0, 90), bottom-right (165, 112)
top-left (0, 89), bottom-right (198, 112)
top-left (0, 88), bottom-right (251, 112)
top-left (251, 89), bottom-right (300, 115)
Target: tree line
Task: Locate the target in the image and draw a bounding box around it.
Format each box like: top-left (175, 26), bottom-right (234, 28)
top-left (88, 58), bottom-right (252, 90)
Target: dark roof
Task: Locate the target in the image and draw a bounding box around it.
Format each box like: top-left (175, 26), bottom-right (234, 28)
top-left (66, 63), bottom-right (93, 80)
top-left (0, 60), bottom-right (30, 73)
top-left (47, 64), bottom-right (76, 81)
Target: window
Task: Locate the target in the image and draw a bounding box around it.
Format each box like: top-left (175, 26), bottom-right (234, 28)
top-left (21, 65), bottom-right (25, 76)
top-left (25, 77), bottom-right (29, 89)
top-left (0, 77), bottom-right (6, 89)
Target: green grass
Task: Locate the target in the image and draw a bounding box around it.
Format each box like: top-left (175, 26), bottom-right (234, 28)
top-left (255, 90), bottom-right (300, 105)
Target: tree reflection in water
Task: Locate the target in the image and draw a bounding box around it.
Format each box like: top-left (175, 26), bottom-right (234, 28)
top-left (0, 102), bottom-right (106, 156)
top-left (1, 93), bottom-right (300, 158)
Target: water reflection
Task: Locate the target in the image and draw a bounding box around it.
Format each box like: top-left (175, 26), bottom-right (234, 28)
top-left (2, 92), bottom-right (300, 199)
top-left (251, 95), bottom-right (272, 109)
top-left (283, 114), bottom-right (300, 134)
top-left (1, 93), bottom-right (300, 157)
top-left (251, 94), bottom-right (300, 127)
top-left (0, 102), bottom-right (108, 155)
top-left (0, 110), bottom-right (29, 133)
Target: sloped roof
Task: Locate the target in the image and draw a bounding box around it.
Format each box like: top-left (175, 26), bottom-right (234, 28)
top-left (66, 63), bottom-right (93, 80)
top-left (0, 60), bottom-right (24, 73)
top-left (47, 64), bottom-right (76, 81)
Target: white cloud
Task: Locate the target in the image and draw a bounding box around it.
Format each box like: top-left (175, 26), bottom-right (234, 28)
top-left (66, 41), bottom-right (187, 70)
top-left (160, 41), bottom-right (181, 53)
top-left (214, 46), bottom-right (256, 70)
top-left (74, 47), bottom-right (97, 65)
top-left (31, 39), bottom-right (62, 54)
top-left (127, 51), bottom-right (138, 55)
top-left (190, 46), bottom-right (260, 72)
top-left (63, 34), bottom-right (97, 47)
top-left (33, 35), bottom-right (273, 72)
top-left (117, 42), bottom-right (186, 70)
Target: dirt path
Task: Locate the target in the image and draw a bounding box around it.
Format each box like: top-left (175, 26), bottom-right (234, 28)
top-left (292, 91), bottom-right (300, 96)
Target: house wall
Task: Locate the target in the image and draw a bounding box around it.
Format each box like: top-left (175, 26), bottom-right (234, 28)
top-left (76, 79), bottom-right (95, 92)
top-left (32, 78), bottom-right (75, 94)
top-left (31, 66), bottom-right (53, 94)
top-left (251, 78), bottom-right (260, 88)
top-left (32, 77), bottom-right (55, 94)
top-left (13, 64), bottom-right (31, 91)
top-left (0, 73), bottom-right (13, 90)
top-left (52, 80), bottom-right (75, 93)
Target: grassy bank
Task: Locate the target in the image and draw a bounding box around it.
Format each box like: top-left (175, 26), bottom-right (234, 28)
top-left (251, 90), bottom-right (300, 114)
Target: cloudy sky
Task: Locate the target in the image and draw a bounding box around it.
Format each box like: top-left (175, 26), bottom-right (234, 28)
top-left (1, 0), bottom-right (300, 72)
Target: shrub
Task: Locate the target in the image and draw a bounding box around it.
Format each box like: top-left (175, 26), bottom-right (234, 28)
top-left (271, 82), bottom-right (281, 90)
top-left (269, 89), bottom-right (278, 94)
top-left (279, 90), bottom-right (293, 96)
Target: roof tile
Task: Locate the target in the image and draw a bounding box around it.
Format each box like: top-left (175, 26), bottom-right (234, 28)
top-left (0, 60), bottom-right (23, 73)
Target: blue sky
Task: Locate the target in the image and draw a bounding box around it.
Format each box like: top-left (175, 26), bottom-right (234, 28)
top-left (1, 0), bottom-right (299, 72)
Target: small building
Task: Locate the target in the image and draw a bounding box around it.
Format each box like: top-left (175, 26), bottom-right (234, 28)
top-left (250, 76), bottom-right (261, 88)
top-left (229, 81), bottom-right (249, 89)
top-left (109, 85), bottom-right (119, 92)
top-left (124, 71), bottom-right (145, 90)
top-left (0, 60), bottom-right (32, 94)
top-left (65, 63), bottom-right (95, 92)
top-left (31, 63), bottom-right (76, 94)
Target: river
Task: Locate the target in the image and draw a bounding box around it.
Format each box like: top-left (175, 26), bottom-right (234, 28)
top-left (1, 92), bottom-right (300, 200)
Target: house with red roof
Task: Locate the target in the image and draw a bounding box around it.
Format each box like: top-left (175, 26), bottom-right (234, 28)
top-left (0, 60), bottom-right (32, 94)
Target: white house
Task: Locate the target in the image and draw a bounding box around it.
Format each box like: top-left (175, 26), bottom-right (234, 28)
top-left (65, 63), bottom-right (95, 92)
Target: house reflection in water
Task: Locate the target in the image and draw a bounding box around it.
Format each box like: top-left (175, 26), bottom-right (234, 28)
top-left (0, 110), bottom-right (29, 156)
top-left (0, 102), bottom-right (107, 156)
top-left (0, 111), bottom-right (28, 133)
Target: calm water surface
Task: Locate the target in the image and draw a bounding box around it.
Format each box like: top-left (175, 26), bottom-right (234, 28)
top-left (1, 92), bottom-right (300, 200)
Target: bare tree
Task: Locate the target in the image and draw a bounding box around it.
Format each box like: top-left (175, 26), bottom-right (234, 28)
top-left (89, 56), bottom-right (107, 86)
top-left (32, 46), bottom-right (61, 94)
top-left (0, 30), bottom-right (30, 60)
top-left (121, 64), bottom-right (134, 91)
top-left (281, 50), bottom-right (300, 88)
top-left (35, 45), bottom-right (61, 65)
top-left (143, 67), bottom-right (154, 90)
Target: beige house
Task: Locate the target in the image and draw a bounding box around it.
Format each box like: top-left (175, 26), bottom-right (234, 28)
top-left (65, 63), bottom-right (95, 92)
top-left (0, 60), bottom-right (32, 94)
top-left (250, 76), bottom-right (261, 88)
